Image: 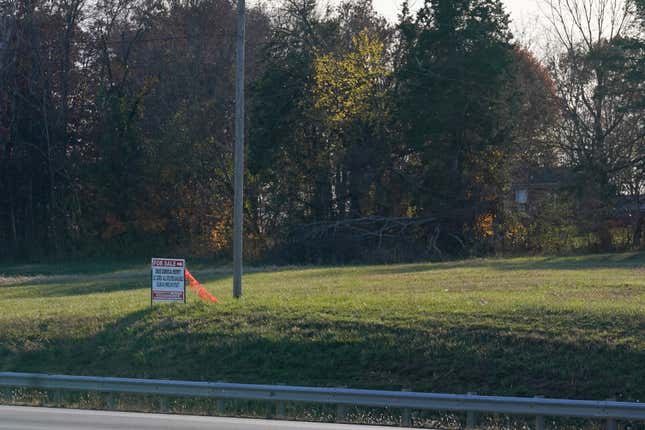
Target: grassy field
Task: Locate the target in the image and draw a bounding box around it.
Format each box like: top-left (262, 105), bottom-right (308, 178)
top-left (0, 253), bottom-right (644, 404)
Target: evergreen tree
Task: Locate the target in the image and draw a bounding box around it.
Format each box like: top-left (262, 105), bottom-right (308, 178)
top-left (396, 0), bottom-right (516, 251)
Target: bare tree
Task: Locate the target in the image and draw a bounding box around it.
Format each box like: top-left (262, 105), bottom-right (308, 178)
top-left (543, 0), bottom-right (634, 50)
top-left (543, 0), bottom-right (644, 249)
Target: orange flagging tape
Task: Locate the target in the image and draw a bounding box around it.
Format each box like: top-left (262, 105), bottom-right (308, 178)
top-left (184, 269), bottom-right (219, 303)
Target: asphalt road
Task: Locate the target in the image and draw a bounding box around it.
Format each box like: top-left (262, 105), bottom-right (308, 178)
top-left (0, 406), bottom-right (406, 430)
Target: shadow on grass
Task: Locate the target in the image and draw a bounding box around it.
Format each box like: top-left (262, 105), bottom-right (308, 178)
top-left (0, 271), bottom-right (229, 299)
top-left (370, 252), bottom-right (645, 276)
top-left (1, 304), bottom-right (643, 402)
top-left (0, 279), bottom-right (146, 299)
top-left (0, 261), bottom-right (146, 277)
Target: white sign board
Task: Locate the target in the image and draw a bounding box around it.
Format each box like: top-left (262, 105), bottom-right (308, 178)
top-left (151, 258), bottom-right (185, 303)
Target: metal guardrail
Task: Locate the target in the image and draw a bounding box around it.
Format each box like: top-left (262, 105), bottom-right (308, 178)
top-left (1, 372), bottom-right (644, 428)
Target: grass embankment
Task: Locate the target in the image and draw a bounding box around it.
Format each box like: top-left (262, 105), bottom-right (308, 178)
top-left (0, 253), bottom-right (644, 402)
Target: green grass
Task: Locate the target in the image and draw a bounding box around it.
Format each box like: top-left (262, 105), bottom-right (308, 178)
top-left (1, 253), bottom-right (644, 403)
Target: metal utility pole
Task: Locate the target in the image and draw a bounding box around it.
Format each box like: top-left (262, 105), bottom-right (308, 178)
top-left (233, 0), bottom-right (245, 299)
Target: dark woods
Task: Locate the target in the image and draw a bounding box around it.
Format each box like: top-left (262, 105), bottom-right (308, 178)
top-left (0, 0), bottom-right (643, 262)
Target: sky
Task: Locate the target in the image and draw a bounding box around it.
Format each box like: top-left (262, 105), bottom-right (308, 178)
top-left (368, 0), bottom-right (543, 25)
top-left (362, 0), bottom-right (547, 51)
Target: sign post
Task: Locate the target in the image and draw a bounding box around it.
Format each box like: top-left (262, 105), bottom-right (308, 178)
top-left (151, 258), bottom-right (186, 304)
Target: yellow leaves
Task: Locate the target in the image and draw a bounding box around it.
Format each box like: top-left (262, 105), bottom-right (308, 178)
top-left (504, 221), bottom-right (527, 243)
top-left (476, 213), bottom-right (495, 238)
top-left (209, 215), bottom-right (232, 253)
top-left (313, 30), bottom-right (390, 123)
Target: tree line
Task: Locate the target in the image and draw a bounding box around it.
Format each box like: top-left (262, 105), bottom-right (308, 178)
top-left (0, 0), bottom-right (643, 262)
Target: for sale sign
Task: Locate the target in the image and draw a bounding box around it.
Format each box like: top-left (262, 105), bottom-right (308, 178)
top-left (151, 258), bottom-right (186, 303)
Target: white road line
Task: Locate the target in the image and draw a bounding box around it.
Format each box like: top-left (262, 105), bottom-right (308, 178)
top-left (0, 406), bottom-right (407, 430)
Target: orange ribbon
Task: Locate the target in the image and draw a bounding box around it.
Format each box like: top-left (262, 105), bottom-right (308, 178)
top-left (184, 269), bottom-right (219, 303)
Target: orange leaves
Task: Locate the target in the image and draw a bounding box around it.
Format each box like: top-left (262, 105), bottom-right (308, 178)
top-left (101, 214), bottom-right (126, 239)
top-left (476, 213), bottom-right (495, 238)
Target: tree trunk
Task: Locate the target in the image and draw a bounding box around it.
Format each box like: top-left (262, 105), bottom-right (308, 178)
top-left (634, 214), bottom-right (643, 248)
top-left (633, 193), bottom-right (643, 249)
top-left (597, 222), bottom-right (613, 251)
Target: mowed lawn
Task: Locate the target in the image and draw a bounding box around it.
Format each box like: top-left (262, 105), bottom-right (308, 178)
top-left (0, 253), bottom-right (644, 402)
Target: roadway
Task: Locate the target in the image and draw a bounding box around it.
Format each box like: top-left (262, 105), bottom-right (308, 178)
top-left (0, 405), bottom-right (406, 429)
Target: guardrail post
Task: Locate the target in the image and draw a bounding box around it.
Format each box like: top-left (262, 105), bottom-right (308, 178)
top-left (466, 392), bottom-right (477, 429)
top-left (401, 407), bottom-right (411, 427)
top-left (466, 410), bottom-right (477, 429)
top-left (106, 393), bottom-right (115, 410)
top-left (217, 399), bottom-right (225, 415)
top-left (606, 398), bottom-right (617, 430)
top-left (276, 401), bottom-right (285, 418)
top-left (401, 388), bottom-right (411, 427)
top-left (53, 389), bottom-right (62, 405)
top-left (2, 387), bottom-right (10, 403)
top-left (336, 404), bottom-right (347, 422)
top-left (534, 396), bottom-right (545, 430)
top-left (535, 412), bottom-right (545, 430)
top-left (159, 397), bottom-right (168, 413)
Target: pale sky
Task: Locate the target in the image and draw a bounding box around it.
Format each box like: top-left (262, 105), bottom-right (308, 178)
top-left (366, 0), bottom-right (546, 50)
top-left (368, 0), bottom-right (543, 25)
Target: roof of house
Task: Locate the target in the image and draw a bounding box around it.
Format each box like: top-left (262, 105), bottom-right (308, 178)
top-left (513, 166), bottom-right (572, 190)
